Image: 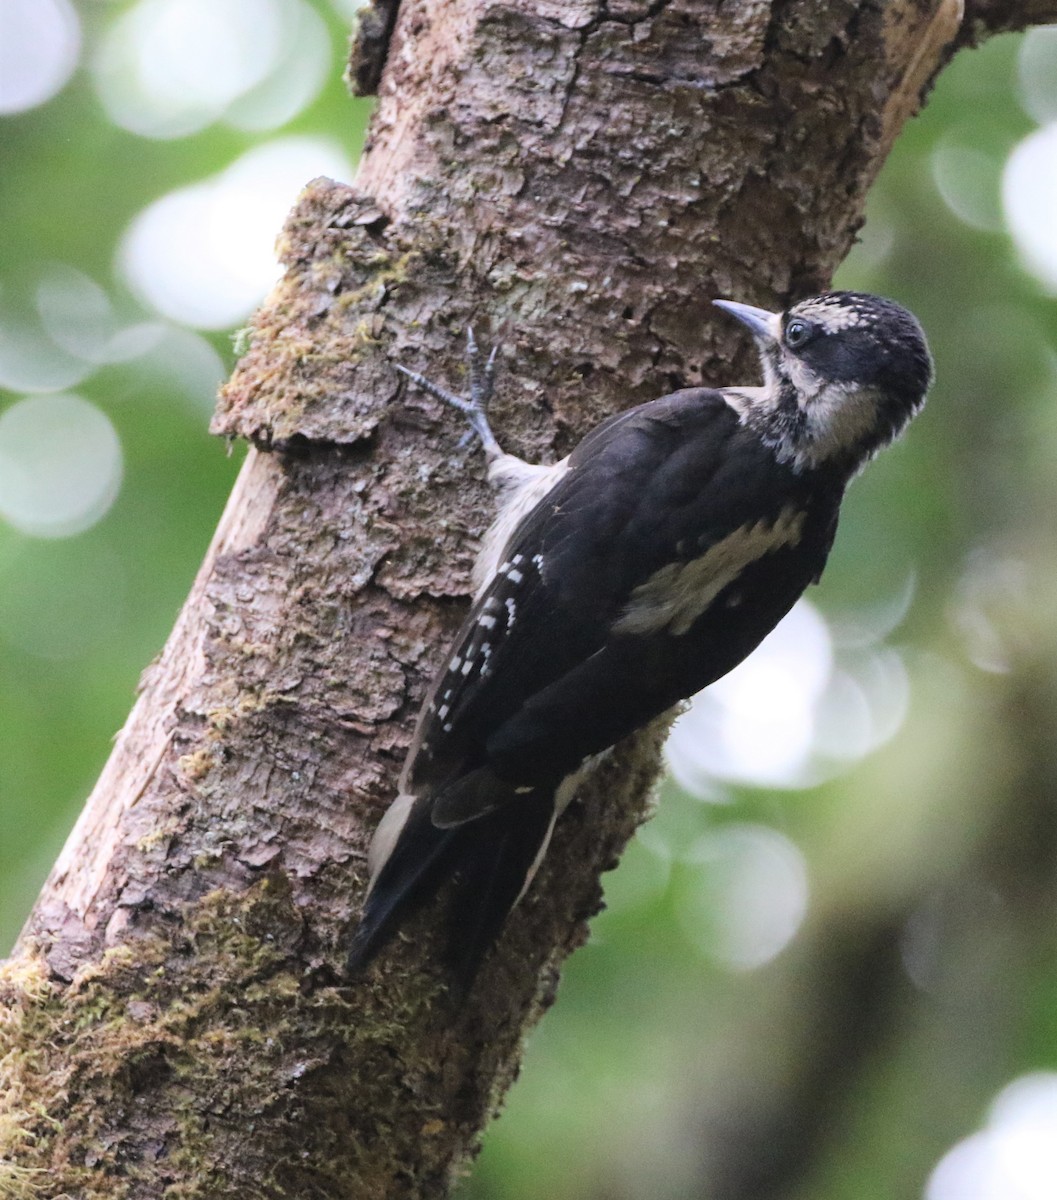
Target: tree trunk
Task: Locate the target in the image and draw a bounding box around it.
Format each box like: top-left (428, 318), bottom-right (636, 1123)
top-left (1, 2), bottom-right (1053, 1197)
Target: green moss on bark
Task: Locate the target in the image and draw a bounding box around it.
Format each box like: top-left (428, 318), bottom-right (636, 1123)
top-left (0, 878), bottom-right (403, 1199)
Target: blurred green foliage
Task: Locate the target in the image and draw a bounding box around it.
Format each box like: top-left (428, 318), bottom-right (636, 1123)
top-left (2, 8), bottom-right (1057, 1199)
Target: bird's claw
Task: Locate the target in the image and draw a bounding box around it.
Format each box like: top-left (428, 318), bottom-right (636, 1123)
top-left (396, 331), bottom-right (504, 460)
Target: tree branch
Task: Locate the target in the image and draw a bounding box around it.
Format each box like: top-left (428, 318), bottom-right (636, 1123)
top-left (1, 1), bottom-right (1051, 1196)
top-left (963, 0), bottom-right (1057, 38)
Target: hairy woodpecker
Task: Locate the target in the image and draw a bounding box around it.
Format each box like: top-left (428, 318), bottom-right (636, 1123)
top-left (349, 291), bottom-right (933, 987)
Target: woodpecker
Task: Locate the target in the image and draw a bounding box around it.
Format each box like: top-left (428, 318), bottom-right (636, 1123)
top-left (349, 291), bottom-right (933, 987)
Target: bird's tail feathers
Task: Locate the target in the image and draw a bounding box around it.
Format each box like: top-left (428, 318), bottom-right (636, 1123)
top-left (348, 784), bottom-right (558, 990)
top-left (431, 764), bottom-right (525, 827)
top-left (347, 797), bottom-right (458, 975)
top-left (444, 791), bottom-right (557, 991)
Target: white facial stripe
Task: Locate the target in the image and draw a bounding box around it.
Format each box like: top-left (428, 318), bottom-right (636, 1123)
top-left (613, 507), bottom-right (806, 637)
top-left (784, 355), bottom-right (826, 403)
top-left (719, 386), bottom-right (768, 422)
top-left (792, 297), bottom-right (869, 332)
top-left (779, 358), bottom-right (883, 469)
top-left (724, 374), bottom-right (884, 473)
top-left (800, 382), bottom-right (882, 465)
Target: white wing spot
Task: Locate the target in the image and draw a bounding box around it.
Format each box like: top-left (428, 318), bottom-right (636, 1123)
top-left (507, 568), bottom-right (524, 584)
top-left (505, 597), bottom-right (517, 626)
top-left (437, 703), bottom-right (450, 720)
top-left (442, 722), bottom-right (453, 732)
top-left (461, 658), bottom-right (474, 675)
top-left (449, 655), bottom-right (462, 672)
top-left (532, 554), bottom-right (544, 569)
top-left (478, 613), bottom-right (497, 629)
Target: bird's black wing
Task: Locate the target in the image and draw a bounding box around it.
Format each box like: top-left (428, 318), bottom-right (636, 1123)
top-left (404, 387), bottom-right (835, 817)
top-left (353, 387), bottom-right (839, 984)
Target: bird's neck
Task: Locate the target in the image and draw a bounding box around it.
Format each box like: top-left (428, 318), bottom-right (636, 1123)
top-left (720, 383), bottom-right (880, 477)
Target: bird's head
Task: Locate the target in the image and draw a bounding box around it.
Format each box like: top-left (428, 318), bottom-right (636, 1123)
top-left (714, 291), bottom-right (934, 473)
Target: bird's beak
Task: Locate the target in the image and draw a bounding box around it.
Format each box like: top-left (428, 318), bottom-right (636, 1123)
top-left (713, 299), bottom-right (780, 342)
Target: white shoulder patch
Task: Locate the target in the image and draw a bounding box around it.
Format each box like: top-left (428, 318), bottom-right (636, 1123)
top-left (612, 506), bottom-right (806, 637)
top-left (473, 455), bottom-right (570, 596)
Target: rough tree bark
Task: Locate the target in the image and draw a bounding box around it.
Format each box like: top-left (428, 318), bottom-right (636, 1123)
top-left (1, 2), bottom-right (1055, 1197)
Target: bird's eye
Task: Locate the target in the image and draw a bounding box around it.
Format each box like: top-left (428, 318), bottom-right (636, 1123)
top-left (785, 319), bottom-right (813, 349)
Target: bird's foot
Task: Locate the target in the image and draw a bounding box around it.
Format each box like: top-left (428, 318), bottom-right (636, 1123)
top-left (396, 329), bottom-right (502, 460)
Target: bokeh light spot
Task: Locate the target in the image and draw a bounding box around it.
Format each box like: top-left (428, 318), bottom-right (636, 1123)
top-left (679, 824), bottom-right (809, 970)
top-left (118, 137), bottom-right (354, 328)
top-left (813, 648), bottom-right (910, 763)
top-left (132, 326), bottom-right (228, 416)
top-left (949, 552), bottom-right (1032, 674)
top-left (93, 0), bottom-right (330, 139)
top-left (35, 267), bottom-right (117, 363)
top-left (0, 0), bottom-right (80, 115)
top-left (225, 1), bottom-right (332, 133)
top-left (35, 264), bottom-right (165, 367)
top-left (932, 138), bottom-right (1004, 232)
top-left (0, 267), bottom-right (175, 393)
top-left (666, 601), bottom-right (831, 791)
top-left (927, 1073), bottom-right (1057, 1200)
top-left (666, 596), bottom-right (912, 793)
top-left (0, 394), bottom-right (123, 539)
top-left (0, 285), bottom-right (88, 393)
top-left (1017, 26), bottom-right (1057, 126)
top-left (0, 312), bottom-right (89, 395)
top-left (1003, 123), bottom-right (1057, 293)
